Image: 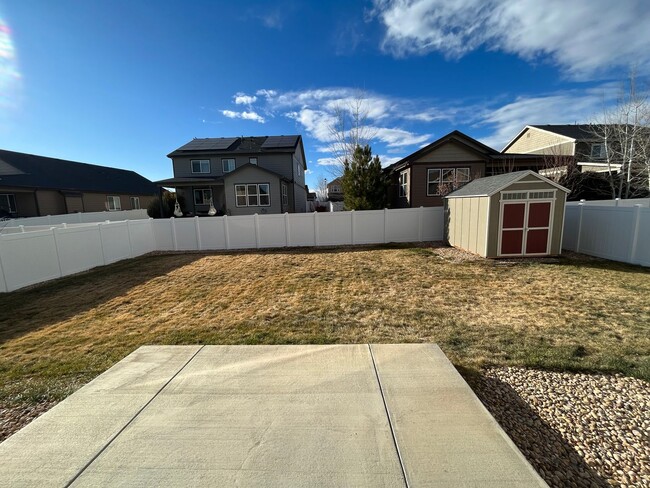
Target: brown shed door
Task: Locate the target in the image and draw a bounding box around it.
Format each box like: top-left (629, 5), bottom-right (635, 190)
top-left (500, 201), bottom-right (552, 256)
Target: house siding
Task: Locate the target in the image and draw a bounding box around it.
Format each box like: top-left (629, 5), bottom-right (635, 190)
top-left (81, 192), bottom-right (156, 212)
top-left (410, 161), bottom-right (485, 207)
top-left (223, 166), bottom-right (282, 216)
top-left (12, 191), bottom-right (39, 217)
top-left (35, 190), bottom-right (66, 215)
top-left (505, 127), bottom-right (575, 155)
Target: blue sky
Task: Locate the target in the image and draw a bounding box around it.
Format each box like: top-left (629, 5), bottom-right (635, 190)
top-left (1, 1), bottom-right (649, 189)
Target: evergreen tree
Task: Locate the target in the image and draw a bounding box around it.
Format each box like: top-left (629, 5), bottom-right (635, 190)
top-left (341, 145), bottom-right (389, 210)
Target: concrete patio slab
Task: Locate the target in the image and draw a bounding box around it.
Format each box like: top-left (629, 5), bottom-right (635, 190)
top-left (0, 344), bottom-right (546, 487)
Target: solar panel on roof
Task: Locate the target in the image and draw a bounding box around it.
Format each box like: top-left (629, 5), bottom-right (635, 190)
top-left (261, 135), bottom-right (299, 149)
top-left (179, 137), bottom-right (239, 151)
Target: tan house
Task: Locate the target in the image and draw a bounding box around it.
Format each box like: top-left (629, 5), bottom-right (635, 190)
top-left (385, 131), bottom-right (544, 208)
top-left (326, 177), bottom-right (343, 201)
top-left (445, 170), bottom-right (569, 258)
top-left (157, 135), bottom-right (307, 216)
top-left (0, 149), bottom-right (158, 218)
top-left (502, 124), bottom-right (623, 174)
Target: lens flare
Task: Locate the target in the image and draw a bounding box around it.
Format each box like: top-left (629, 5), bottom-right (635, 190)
top-left (0, 15), bottom-right (20, 110)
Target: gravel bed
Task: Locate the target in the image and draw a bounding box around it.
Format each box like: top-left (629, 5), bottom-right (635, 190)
top-left (0, 401), bottom-right (57, 442)
top-left (470, 367), bottom-right (650, 488)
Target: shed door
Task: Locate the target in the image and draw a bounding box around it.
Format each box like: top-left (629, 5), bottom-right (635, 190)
top-left (499, 200), bottom-right (552, 256)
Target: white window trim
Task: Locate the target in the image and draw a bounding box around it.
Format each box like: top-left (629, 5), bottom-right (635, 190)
top-left (130, 196), bottom-right (141, 210)
top-left (191, 159), bottom-right (211, 174)
top-left (0, 193), bottom-right (16, 213)
top-left (427, 169), bottom-right (441, 196)
top-left (281, 183), bottom-right (288, 206)
top-left (590, 143), bottom-right (606, 160)
top-left (193, 188), bottom-right (212, 205)
top-left (222, 158), bottom-right (236, 173)
top-left (235, 183), bottom-right (271, 207)
top-left (107, 196), bottom-right (121, 211)
top-left (399, 171), bottom-right (408, 198)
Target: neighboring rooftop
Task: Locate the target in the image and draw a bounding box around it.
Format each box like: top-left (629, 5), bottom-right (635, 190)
top-left (0, 149), bottom-right (158, 195)
top-left (168, 135), bottom-right (302, 157)
top-left (529, 124), bottom-right (597, 140)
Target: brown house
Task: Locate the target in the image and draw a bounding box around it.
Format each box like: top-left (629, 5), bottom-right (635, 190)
top-left (385, 131), bottom-right (545, 208)
top-left (0, 149), bottom-right (158, 218)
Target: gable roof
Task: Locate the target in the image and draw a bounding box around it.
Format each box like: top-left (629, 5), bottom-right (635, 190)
top-left (446, 170), bottom-right (569, 198)
top-left (222, 162), bottom-right (289, 181)
top-left (384, 130), bottom-right (498, 173)
top-left (0, 149), bottom-right (158, 195)
top-left (168, 135), bottom-right (307, 168)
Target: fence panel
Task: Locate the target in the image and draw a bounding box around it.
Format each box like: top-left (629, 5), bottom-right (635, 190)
top-left (579, 207), bottom-right (635, 262)
top-left (173, 219), bottom-right (198, 251)
top-left (562, 206), bottom-right (580, 251)
top-left (197, 217), bottom-right (227, 250)
top-left (386, 208), bottom-right (420, 243)
top-left (128, 220), bottom-right (155, 256)
top-left (227, 216), bottom-right (257, 249)
top-left (6, 209), bottom-right (149, 227)
top-left (634, 208), bottom-right (650, 266)
top-left (353, 210), bottom-right (385, 244)
top-left (257, 214), bottom-right (287, 248)
top-left (0, 230), bottom-right (61, 291)
top-left (99, 222), bottom-right (132, 264)
top-left (317, 212), bottom-right (353, 246)
top-left (54, 226), bottom-right (104, 275)
top-left (287, 214), bottom-right (316, 247)
top-left (422, 207), bottom-right (444, 241)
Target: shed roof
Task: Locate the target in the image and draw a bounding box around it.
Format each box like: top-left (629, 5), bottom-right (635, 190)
top-left (446, 170), bottom-right (569, 198)
top-left (0, 149), bottom-right (158, 195)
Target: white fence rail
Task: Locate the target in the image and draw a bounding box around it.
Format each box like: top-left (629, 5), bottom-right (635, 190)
top-left (2, 209), bottom-right (149, 229)
top-left (0, 207), bottom-right (443, 292)
top-left (563, 203), bottom-right (650, 266)
top-left (566, 198), bottom-right (650, 208)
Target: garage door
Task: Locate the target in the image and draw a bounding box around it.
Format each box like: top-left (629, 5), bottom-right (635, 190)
top-left (500, 200), bottom-right (552, 256)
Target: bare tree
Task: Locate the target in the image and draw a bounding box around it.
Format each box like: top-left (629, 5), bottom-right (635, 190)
top-left (315, 177), bottom-right (329, 201)
top-left (327, 92), bottom-right (377, 177)
top-left (542, 146), bottom-right (576, 182)
top-left (588, 72), bottom-right (650, 198)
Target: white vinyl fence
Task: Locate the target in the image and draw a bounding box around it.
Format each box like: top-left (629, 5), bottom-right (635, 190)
top-left (2, 209), bottom-right (149, 229)
top-left (0, 207), bottom-right (443, 292)
top-left (563, 203), bottom-right (650, 266)
top-left (566, 198), bottom-right (650, 208)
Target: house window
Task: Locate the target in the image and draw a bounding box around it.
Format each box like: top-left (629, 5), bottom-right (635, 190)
top-left (296, 163), bottom-right (302, 177)
top-left (249, 157), bottom-right (258, 165)
top-left (282, 183), bottom-right (288, 206)
top-left (235, 183), bottom-right (270, 207)
top-left (191, 159), bottom-right (210, 174)
top-left (0, 193), bottom-right (16, 214)
top-left (399, 171), bottom-right (408, 197)
top-left (107, 196), bottom-right (121, 211)
top-left (194, 188), bottom-right (212, 205)
top-left (130, 196), bottom-right (141, 210)
top-left (222, 158), bottom-right (235, 173)
top-left (502, 192), bottom-right (528, 200)
top-left (590, 143), bottom-right (606, 159)
top-left (442, 168), bottom-right (455, 183)
top-left (427, 169), bottom-right (441, 195)
top-left (456, 168), bottom-right (471, 184)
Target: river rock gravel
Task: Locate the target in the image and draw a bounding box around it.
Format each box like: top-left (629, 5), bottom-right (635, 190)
top-left (470, 367), bottom-right (649, 488)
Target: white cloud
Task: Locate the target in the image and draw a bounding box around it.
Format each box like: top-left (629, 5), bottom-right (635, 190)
top-left (373, 127), bottom-right (431, 147)
top-left (373, 0), bottom-right (650, 79)
top-left (256, 89), bottom-right (277, 99)
top-left (377, 155), bottom-right (402, 167)
top-left (317, 157), bottom-right (341, 166)
top-left (221, 109), bottom-right (265, 123)
top-left (234, 93), bottom-right (257, 105)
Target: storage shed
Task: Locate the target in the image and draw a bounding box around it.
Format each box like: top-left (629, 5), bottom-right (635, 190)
top-left (445, 170), bottom-right (569, 258)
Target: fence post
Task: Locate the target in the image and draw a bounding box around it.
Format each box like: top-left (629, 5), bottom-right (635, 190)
top-left (223, 215), bottom-right (230, 250)
top-left (254, 214), bottom-right (260, 249)
top-left (171, 217), bottom-right (178, 251)
top-left (418, 206), bottom-right (423, 242)
top-left (629, 204), bottom-right (643, 264)
top-left (383, 208), bottom-right (388, 243)
top-left (50, 227), bottom-right (63, 278)
top-left (97, 223), bottom-right (107, 265)
top-left (194, 216), bottom-right (202, 250)
top-left (0, 236), bottom-right (8, 292)
top-left (19, 225), bottom-right (24, 233)
top-left (615, 198), bottom-right (620, 207)
top-left (576, 200), bottom-right (585, 253)
top-left (284, 212), bottom-right (290, 247)
top-left (350, 210), bottom-right (355, 245)
top-left (313, 211), bottom-right (319, 246)
top-left (48, 215), bottom-right (52, 226)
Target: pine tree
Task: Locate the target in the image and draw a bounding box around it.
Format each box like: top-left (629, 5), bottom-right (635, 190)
top-left (341, 145), bottom-right (389, 210)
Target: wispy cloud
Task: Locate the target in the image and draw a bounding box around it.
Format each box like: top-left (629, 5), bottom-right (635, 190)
top-left (372, 0), bottom-right (650, 79)
top-left (234, 93), bottom-right (257, 105)
top-left (221, 109), bottom-right (265, 123)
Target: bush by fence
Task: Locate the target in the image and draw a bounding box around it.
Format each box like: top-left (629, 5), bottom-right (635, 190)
top-left (0, 207), bottom-right (443, 292)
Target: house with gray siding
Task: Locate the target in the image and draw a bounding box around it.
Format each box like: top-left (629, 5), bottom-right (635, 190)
top-left (157, 135), bottom-right (308, 216)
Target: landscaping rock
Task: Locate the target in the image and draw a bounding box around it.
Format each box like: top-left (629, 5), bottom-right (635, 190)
top-left (470, 367), bottom-right (649, 488)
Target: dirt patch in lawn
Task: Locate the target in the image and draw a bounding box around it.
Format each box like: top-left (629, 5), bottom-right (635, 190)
top-left (1, 243), bottom-right (648, 414)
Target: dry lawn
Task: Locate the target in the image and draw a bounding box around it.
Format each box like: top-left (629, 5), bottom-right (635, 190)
top-left (1, 244), bottom-right (649, 408)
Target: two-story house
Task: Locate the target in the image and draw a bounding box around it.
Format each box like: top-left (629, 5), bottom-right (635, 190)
top-left (326, 177), bottom-right (344, 201)
top-left (156, 135), bottom-right (308, 216)
top-left (502, 124), bottom-right (624, 173)
top-left (0, 149), bottom-right (158, 218)
top-left (385, 131), bottom-right (544, 208)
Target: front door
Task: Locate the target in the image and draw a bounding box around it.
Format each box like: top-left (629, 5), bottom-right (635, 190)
top-left (499, 201), bottom-right (552, 256)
